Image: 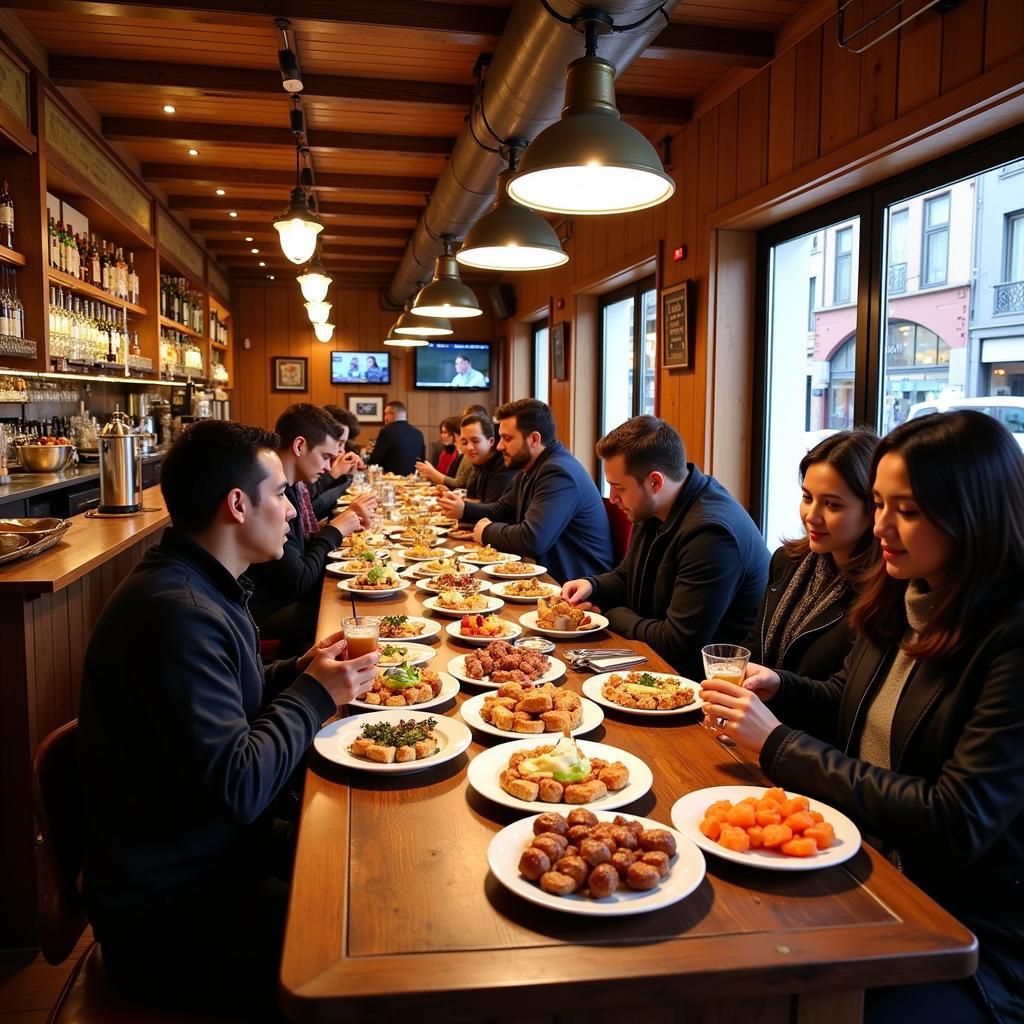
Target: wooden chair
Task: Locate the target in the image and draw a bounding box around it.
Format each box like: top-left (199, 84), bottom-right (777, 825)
top-left (603, 497), bottom-right (634, 564)
top-left (32, 720), bottom-right (234, 1023)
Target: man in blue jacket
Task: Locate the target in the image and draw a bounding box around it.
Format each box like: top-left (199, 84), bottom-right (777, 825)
top-left (562, 415), bottom-right (769, 679)
top-left (78, 420), bottom-right (379, 1017)
top-left (440, 399), bottom-right (613, 582)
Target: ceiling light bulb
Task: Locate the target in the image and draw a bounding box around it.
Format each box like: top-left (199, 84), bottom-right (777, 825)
top-left (268, 274), bottom-right (275, 280)
top-left (258, 261), bottom-right (266, 267)
top-left (215, 188), bottom-right (226, 196)
top-left (187, 147), bottom-right (199, 157)
top-left (412, 238), bottom-right (482, 319)
top-left (229, 211), bottom-right (238, 218)
top-left (244, 236), bottom-right (254, 242)
top-left (305, 300), bottom-right (332, 325)
top-left (314, 322), bottom-right (335, 343)
top-left (297, 251), bottom-right (333, 303)
top-left (250, 247), bottom-right (260, 254)
top-left (274, 187), bottom-right (323, 265)
top-left (163, 104), bottom-right (176, 114)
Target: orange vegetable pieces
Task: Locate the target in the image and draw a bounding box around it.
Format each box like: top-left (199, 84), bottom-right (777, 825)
top-left (783, 811), bottom-right (816, 834)
top-left (718, 825), bottom-right (750, 852)
top-left (702, 789), bottom-right (832, 858)
top-left (755, 802), bottom-right (782, 827)
top-left (747, 825), bottom-right (765, 849)
top-left (761, 823), bottom-right (794, 849)
top-left (780, 796), bottom-right (810, 818)
top-left (803, 822), bottom-right (836, 850)
top-left (762, 787), bottom-right (788, 806)
top-left (699, 816), bottom-right (722, 841)
top-left (726, 802), bottom-right (757, 829)
top-left (780, 837), bottom-right (817, 857)
top-left (706, 800), bottom-right (732, 822)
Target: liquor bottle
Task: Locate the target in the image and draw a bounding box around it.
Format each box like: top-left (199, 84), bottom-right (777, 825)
top-left (0, 269), bottom-right (11, 336)
top-left (127, 252), bottom-right (138, 304)
top-left (9, 267), bottom-right (23, 339)
top-left (58, 222), bottom-right (68, 274)
top-left (0, 178), bottom-right (14, 249)
top-left (116, 248), bottom-right (126, 300)
top-left (90, 235), bottom-right (100, 286)
top-left (100, 241), bottom-right (110, 293)
top-left (49, 215), bottom-right (60, 269)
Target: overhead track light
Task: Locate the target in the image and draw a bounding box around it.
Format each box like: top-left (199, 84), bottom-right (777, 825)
top-left (457, 141), bottom-right (568, 271)
top-left (276, 19), bottom-right (304, 93)
top-left (296, 247), bottom-right (333, 303)
top-left (314, 322), bottom-right (335, 343)
top-left (506, 9), bottom-right (674, 216)
top-left (412, 235), bottom-right (483, 319)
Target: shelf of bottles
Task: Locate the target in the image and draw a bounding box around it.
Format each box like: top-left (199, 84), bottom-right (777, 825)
top-left (210, 348), bottom-right (229, 385)
top-left (48, 285), bottom-right (151, 373)
top-left (160, 326), bottom-right (205, 382)
top-left (0, 265), bottom-right (34, 358)
top-left (160, 275), bottom-right (205, 337)
top-left (209, 307), bottom-right (228, 349)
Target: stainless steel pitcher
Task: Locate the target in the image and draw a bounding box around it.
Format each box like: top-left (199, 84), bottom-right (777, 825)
top-left (99, 412), bottom-right (142, 513)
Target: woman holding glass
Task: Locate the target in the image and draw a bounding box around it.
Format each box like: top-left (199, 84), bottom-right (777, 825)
top-left (701, 411), bottom-right (1024, 1023)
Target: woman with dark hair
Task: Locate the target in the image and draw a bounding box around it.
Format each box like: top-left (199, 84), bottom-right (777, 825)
top-left (702, 411), bottom-right (1024, 1023)
top-left (433, 416), bottom-right (462, 476)
top-left (416, 404), bottom-right (489, 489)
top-left (746, 428), bottom-right (879, 680)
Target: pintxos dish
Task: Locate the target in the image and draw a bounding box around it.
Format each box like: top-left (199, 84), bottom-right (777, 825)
top-left (460, 686), bottom-right (603, 737)
top-left (582, 671), bottom-right (702, 716)
top-left (445, 616), bottom-right (523, 645)
top-left (446, 642), bottom-right (565, 688)
top-left (377, 615), bottom-right (443, 641)
top-left (490, 579), bottom-right (562, 602)
top-left (520, 602), bottom-right (610, 638)
top-left (422, 593), bottom-right (504, 617)
top-left (350, 665), bottom-right (458, 710)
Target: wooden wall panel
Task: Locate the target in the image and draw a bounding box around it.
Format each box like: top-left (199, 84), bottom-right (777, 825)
top-left (819, 31), bottom-right (862, 155)
top-left (716, 92), bottom-right (739, 209)
top-left (767, 48), bottom-right (797, 181)
top-left (857, 0), bottom-right (900, 137)
top-left (736, 76), bottom-right (770, 198)
top-left (896, 1), bottom-right (943, 117)
top-left (983, 0), bottom-right (1024, 71)
top-left (792, 29), bottom-right (823, 168)
top-left (939, 0), bottom-right (985, 94)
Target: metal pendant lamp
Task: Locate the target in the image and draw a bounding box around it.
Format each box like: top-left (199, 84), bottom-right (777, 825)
top-left (296, 247), bottom-right (332, 303)
top-left (506, 11), bottom-right (674, 216)
top-left (412, 235), bottom-right (483, 318)
top-left (394, 300), bottom-right (453, 337)
top-left (457, 143), bottom-right (568, 272)
top-left (274, 143), bottom-right (323, 265)
top-left (384, 321), bottom-right (429, 347)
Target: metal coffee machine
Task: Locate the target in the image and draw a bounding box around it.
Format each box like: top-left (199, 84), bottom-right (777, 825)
top-left (99, 411), bottom-right (143, 513)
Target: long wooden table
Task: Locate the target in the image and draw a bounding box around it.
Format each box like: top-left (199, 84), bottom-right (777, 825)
top-left (280, 544), bottom-right (977, 1023)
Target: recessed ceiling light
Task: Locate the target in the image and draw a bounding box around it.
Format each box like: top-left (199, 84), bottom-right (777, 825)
top-left (268, 274), bottom-right (275, 280)
top-left (187, 147), bottom-right (199, 157)
top-left (250, 247), bottom-right (259, 254)
top-left (163, 104), bottom-right (176, 114)
top-left (229, 211), bottom-right (238, 218)
top-left (258, 261), bottom-right (266, 267)
top-left (215, 188), bottom-right (225, 196)
top-left (244, 236), bottom-right (254, 242)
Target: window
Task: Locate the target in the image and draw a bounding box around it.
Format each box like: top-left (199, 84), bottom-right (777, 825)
top-left (807, 277), bottom-right (816, 331)
top-left (532, 321), bottom-right (549, 405)
top-left (888, 208), bottom-right (908, 294)
top-left (922, 192), bottom-right (950, 286)
top-left (1006, 211), bottom-right (1024, 283)
top-left (834, 227), bottom-right (853, 304)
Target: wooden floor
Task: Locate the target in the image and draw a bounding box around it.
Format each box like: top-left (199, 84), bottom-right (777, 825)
top-left (0, 930), bottom-right (89, 1024)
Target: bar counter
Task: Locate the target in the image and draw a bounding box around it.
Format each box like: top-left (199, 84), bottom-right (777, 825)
top-left (280, 562), bottom-right (978, 1023)
top-left (0, 486), bottom-right (170, 948)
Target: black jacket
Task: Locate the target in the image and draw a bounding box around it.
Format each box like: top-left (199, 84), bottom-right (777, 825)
top-left (307, 469), bottom-right (351, 519)
top-left (460, 441), bottom-right (614, 583)
top-left (762, 600), bottom-right (1024, 1022)
top-left (744, 546), bottom-right (856, 681)
top-left (246, 484), bottom-right (341, 623)
top-left (78, 529), bottom-right (335, 929)
top-left (367, 420), bottom-right (425, 476)
top-left (587, 465), bottom-right (769, 680)
top-left (467, 450), bottom-right (516, 504)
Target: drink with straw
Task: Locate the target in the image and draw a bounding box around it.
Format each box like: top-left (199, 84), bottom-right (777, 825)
top-left (701, 644), bottom-right (750, 733)
top-left (343, 616), bottom-right (380, 660)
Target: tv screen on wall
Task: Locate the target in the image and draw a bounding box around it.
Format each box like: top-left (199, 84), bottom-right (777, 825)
top-left (330, 351), bottom-right (391, 385)
top-left (413, 341), bottom-right (492, 390)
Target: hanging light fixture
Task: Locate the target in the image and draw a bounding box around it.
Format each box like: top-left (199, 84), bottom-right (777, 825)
top-left (383, 320), bottom-right (428, 347)
top-left (305, 300), bottom-right (331, 325)
top-left (313, 322), bottom-right (335, 343)
top-left (274, 143), bottom-right (323, 265)
top-left (457, 141), bottom-right (568, 271)
top-left (276, 19), bottom-right (304, 93)
top-left (506, 10), bottom-right (674, 216)
top-left (394, 299), bottom-right (453, 337)
top-left (412, 235), bottom-right (483, 318)
top-left (296, 247), bottom-right (332, 303)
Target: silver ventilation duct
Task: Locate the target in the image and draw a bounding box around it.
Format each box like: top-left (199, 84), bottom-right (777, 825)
top-left (385, 0), bottom-right (681, 306)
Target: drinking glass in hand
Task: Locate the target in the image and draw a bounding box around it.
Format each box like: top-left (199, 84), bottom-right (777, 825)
top-left (701, 644), bottom-right (750, 734)
top-left (342, 616), bottom-right (381, 660)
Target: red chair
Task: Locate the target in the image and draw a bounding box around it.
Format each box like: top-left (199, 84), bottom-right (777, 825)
top-left (32, 720), bottom-right (236, 1023)
top-left (603, 497), bottom-right (634, 564)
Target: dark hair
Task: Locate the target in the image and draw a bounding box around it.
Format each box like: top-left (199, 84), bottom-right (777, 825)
top-left (781, 427), bottom-right (880, 573)
top-left (440, 415), bottom-right (461, 437)
top-left (494, 398), bottom-right (556, 445)
top-left (462, 403), bottom-right (489, 419)
top-left (366, 355), bottom-right (378, 367)
top-left (275, 403), bottom-right (342, 449)
top-left (324, 404), bottom-right (360, 440)
top-left (386, 400), bottom-right (407, 415)
top-left (851, 410), bottom-right (1024, 658)
top-left (161, 420), bottom-right (278, 534)
top-left (455, 353), bottom-right (471, 363)
top-left (596, 415), bottom-right (687, 482)
top-left (460, 412), bottom-right (495, 440)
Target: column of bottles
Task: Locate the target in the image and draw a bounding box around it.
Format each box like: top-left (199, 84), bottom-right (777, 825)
top-left (47, 218), bottom-right (139, 304)
top-left (209, 308), bottom-right (228, 345)
top-left (48, 285), bottom-right (136, 365)
top-left (0, 267), bottom-right (26, 339)
top-left (160, 327), bottom-right (204, 379)
top-left (211, 350), bottom-right (229, 384)
top-left (0, 178), bottom-right (14, 250)
top-left (160, 275), bottom-right (204, 334)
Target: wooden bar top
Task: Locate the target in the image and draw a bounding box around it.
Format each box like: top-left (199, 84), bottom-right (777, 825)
top-left (280, 544), bottom-right (977, 1023)
top-left (0, 485), bottom-right (168, 594)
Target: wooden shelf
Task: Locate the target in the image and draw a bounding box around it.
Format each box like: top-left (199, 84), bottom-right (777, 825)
top-left (0, 244), bottom-right (27, 268)
top-left (159, 315), bottom-right (201, 339)
top-left (47, 267), bottom-right (147, 315)
top-left (210, 339), bottom-right (228, 351)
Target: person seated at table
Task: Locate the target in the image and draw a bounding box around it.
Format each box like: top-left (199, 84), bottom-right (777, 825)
top-left (745, 428), bottom-right (879, 681)
top-left (560, 415), bottom-right (768, 680)
top-left (431, 416), bottom-right (463, 477)
top-left (305, 404), bottom-right (366, 519)
top-left (446, 411), bottom-right (516, 503)
top-left (324, 403), bottom-right (362, 455)
top-left (416, 403), bottom-right (488, 490)
top-left (248, 403), bottom-right (376, 655)
top-left (439, 398), bottom-right (613, 582)
top-left (366, 399), bottom-right (425, 476)
top-left (701, 410), bottom-right (1024, 1024)
top-left (78, 420), bottom-right (380, 1019)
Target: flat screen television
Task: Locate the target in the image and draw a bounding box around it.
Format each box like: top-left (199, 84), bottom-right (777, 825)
top-left (330, 351), bottom-right (391, 385)
top-left (413, 341), bottom-right (492, 390)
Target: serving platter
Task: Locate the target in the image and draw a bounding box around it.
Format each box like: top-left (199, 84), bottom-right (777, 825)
top-left (348, 670), bottom-right (459, 712)
top-left (519, 610), bottom-right (610, 639)
top-left (488, 580), bottom-right (562, 603)
top-left (581, 672), bottom-right (703, 717)
top-left (446, 652), bottom-right (567, 689)
top-left (422, 594), bottom-right (505, 618)
top-left (482, 562), bottom-right (548, 579)
top-left (337, 578), bottom-right (412, 599)
top-left (444, 618), bottom-right (523, 646)
top-left (375, 641), bottom-right (438, 666)
top-left (376, 615), bottom-right (443, 642)
top-left (459, 691), bottom-right (603, 738)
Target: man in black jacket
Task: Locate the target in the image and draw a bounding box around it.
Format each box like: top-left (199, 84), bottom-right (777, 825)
top-left (366, 399), bottom-right (425, 475)
top-left (562, 415), bottom-right (769, 679)
top-left (248, 403), bottom-right (376, 654)
top-left (78, 420), bottom-right (379, 1017)
top-left (455, 412), bottom-right (516, 503)
top-left (307, 405), bottom-right (365, 518)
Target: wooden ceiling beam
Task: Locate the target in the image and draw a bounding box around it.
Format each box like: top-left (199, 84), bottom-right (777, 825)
top-left (169, 195), bottom-right (422, 217)
top-left (103, 118), bottom-right (454, 155)
top-left (141, 163), bottom-right (433, 194)
top-left (189, 219), bottom-right (410, 239)
top-left (647, 23), bottom-right (774, 67)
top-left (209, 244), bottom-right (398, 259)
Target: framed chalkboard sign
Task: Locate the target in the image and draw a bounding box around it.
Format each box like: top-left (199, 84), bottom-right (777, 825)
top-left (661, 281), bottom-right (691, 370)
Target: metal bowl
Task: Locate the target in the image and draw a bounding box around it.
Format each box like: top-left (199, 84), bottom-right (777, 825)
top-left (16, 444), bottom-right (75, 472)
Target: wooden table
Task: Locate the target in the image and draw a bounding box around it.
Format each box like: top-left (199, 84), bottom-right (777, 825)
top-left (280, 547), bottom-right (977, 1023)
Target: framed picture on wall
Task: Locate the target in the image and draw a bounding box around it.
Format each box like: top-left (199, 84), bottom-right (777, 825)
top-left (661, 281), bottom-right (691, 370)
top-left (551, 321), bottom-right (569, 381)
top-left (346, 393), bottom-right (386, 424)
top-left (271, 356), bottom-right (308, 392)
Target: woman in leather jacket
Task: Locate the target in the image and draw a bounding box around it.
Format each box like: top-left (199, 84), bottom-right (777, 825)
top-left (746, 429), bottom-right (879, 682)
top-left (702, 411), bottom-right (1024, 1023)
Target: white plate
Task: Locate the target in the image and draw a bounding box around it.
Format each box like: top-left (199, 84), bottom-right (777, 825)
top-left (376, 615), bottom-right (442, 642)
top-left (467, 737), bottom-right (653, 813)
top-left (328, 546), bottom-right (390, 561)
top-left (446, 652), bottom-right (567, 689)
top-left (582, 672), bottom-right (703, 717)
top-left (314, 709), bottom-right (471, 775)
top-left (417, 577), bottom-right (491, 595)
top-left (460, 690), bottom-right (604, 738)
top-left (670, 786), bottom-right (862, 872)
top-left (395, 546), bottom-right (453, 561)
top-left (487, 812), bottom-right (705, 917)
top-left (482, 563), bottom-right (548, 580)
top-left (519, 610), bottom-right (611, 639)
top-left (326, 560), bottom-right (401, 579)
top-left (386, 524), bottom-right (447, 537)
top-left (489, 580), bottom-right (563, 603)
top-left (457, 550), bottom-right (521, 566)
top-left (422, 594), bottom-right (505, 618)
top-left (404, 558), bottom-right (467, 579)
top-left (375, 641), bottom-right (438, 666)
top-left (337, 578), bottom-right (412, 599)
top-left (444, 618), bottom-right (523, 646)
top-left (349, 669), bottom-right (459, 711)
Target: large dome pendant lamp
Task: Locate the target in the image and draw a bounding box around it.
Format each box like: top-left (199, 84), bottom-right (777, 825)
top-left (384, 320), bottom-right (429, 347)
top-left (456, 141), bottom-right (569, 272)
top-left (412, 235), bottom-right (483, 318)
top-left (393, 300), bottom-right (453, 337)
top-left (274, 144), bottom-right (323, 265)
top-left (506, 9), bottom-right (675, 216)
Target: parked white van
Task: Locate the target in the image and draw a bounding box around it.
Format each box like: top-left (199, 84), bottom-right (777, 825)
top-left (907, 396), bottom-right (1024, 449)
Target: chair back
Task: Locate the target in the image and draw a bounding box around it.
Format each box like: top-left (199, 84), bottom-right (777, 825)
top-left (603, 497), bottom-right (634, 564)
top-left (32, 719), bottom-right (88, 965)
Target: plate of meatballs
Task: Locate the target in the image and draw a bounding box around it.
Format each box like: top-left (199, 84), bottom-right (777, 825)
top-left (487, 810), bottom-right (706, 916)
top-left (446, 640), bottom-right (566, 688)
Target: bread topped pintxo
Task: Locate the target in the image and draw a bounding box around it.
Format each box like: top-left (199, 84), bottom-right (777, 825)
top-left (499, 733), bottom-right (629, 805)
